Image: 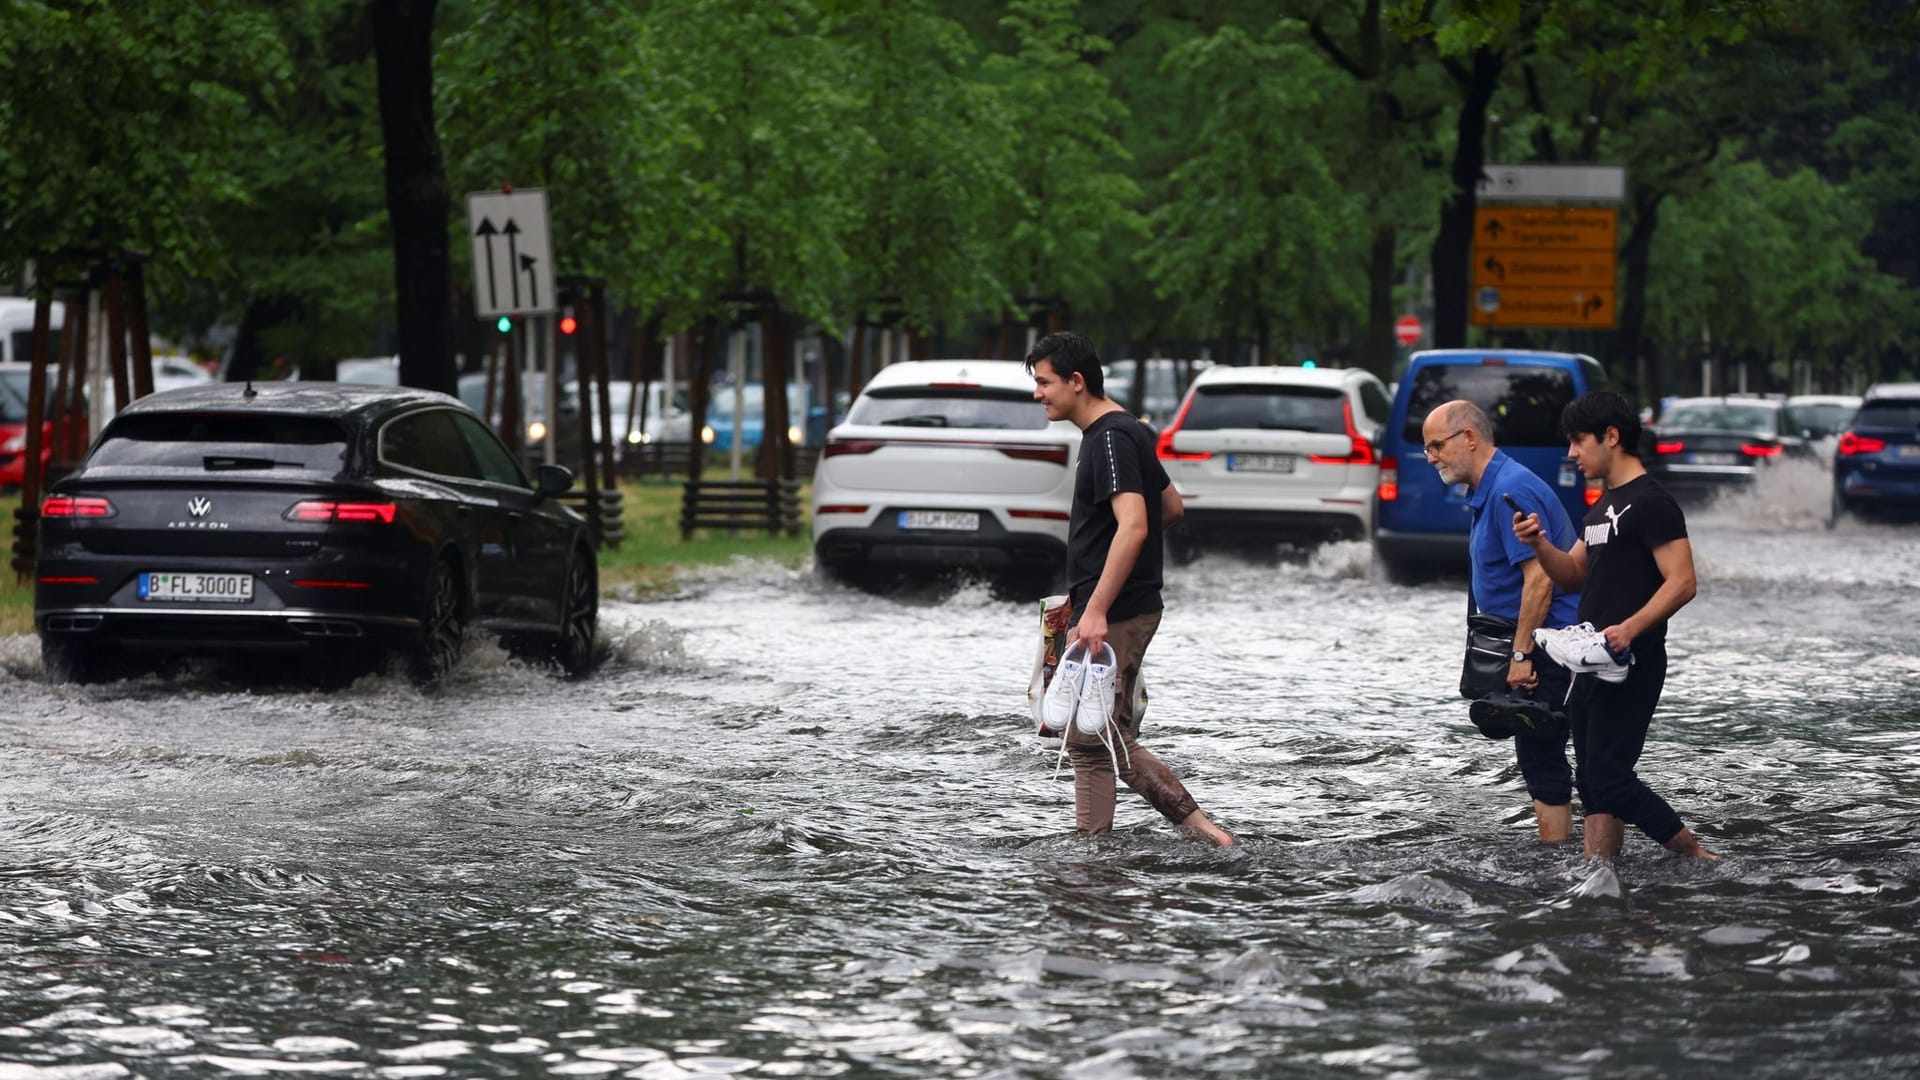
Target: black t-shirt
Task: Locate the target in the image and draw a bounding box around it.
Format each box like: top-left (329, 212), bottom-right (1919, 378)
top-left (1577, 473), bottom-right (1688, 644)
top-left (1066, 409), bottom-right (1167, 625)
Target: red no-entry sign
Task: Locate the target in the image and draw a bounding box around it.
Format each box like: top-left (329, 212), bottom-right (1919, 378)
top-left (1394, 314), bottom-right (1423, 346)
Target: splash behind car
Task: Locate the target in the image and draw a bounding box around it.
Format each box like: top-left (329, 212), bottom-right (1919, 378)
top-left (1644, 396), bottom-right (1814, 502)
top-left (34, 383), bottom-right (597, 684)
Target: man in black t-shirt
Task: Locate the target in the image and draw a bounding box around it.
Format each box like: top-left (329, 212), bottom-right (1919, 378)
top-left (1026, 332), bottom-right (1233, 846)
top-left (1512, 391), bottom-right (1718, 861)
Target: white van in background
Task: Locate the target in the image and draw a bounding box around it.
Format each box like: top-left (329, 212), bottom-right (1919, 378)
top-left (0, 297), bottom-right (65, 364)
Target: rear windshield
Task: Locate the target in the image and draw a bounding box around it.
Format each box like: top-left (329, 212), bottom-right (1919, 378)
top-left (1184, 385), bottom-right (1346, 433)
top-left (846, 387), bottom-right (1049, 431)
top-left (1856, 399), bottom-right (1920, 430)
top-left (1785, 402), bottom-right (1856, 436)
top-left (89, 414), bottom-right (351, 473)
top-left (1659, 403), bottom-right (1779, 433)
top-left (1401, 364), bottom-right (1578, 446)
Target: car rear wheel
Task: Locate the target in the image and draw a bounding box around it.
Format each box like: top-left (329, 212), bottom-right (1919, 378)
top-left (552, 549), bottom-right (598, 678)
top-left (409, 557), bottom-right (466, 685)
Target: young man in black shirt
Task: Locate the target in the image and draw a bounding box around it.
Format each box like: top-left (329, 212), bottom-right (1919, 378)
top-left (1026, 332), bottom-right (1234, 846)
top-left (1512, 391), bottom-right (1717, 860)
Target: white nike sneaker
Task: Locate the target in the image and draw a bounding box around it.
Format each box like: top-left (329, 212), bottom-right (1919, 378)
top-left (1040, 639), bottom-right (1089, 734)
top-left (1073, 642), bottom-right (1118, 738)
top-left (1534, 622), bottom-right (1633, 683)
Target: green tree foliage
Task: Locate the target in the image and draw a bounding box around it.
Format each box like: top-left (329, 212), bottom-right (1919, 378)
top-left (0, 0), bottom-right (288, 284)
top-left (831, 0), bottom-right (1019, 333)
top-left (981, 0), bottom-right (1142, 319)
top-left (1135, 25), bottom-right (1367, 353)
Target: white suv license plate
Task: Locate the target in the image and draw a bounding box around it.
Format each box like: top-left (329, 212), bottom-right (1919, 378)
top-left (1688, 452), bottom-right (1737, 466)
top-left (898, 510), bottom-right (979, 531)
top-left (139, 572), bottom-right (254, 603)
top-left (1227, 453), bottom-right (1294, 473)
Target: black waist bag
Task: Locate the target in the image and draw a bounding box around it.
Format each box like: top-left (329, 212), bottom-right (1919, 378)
top-left (1461, 611), bottom-right (1517, 700)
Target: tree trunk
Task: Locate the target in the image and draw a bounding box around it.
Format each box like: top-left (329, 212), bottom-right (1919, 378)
top-left (1364, 224), bottom-right (1397, 379)
top-left (371, 0), bottom-right (455, 395)
top-left (1615, 188), bottom-right (1663, 398)
top-left (1432, 48), bottom-right (1504, 349)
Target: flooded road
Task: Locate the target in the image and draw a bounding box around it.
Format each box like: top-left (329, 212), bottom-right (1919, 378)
top-left (3, 468), bottom-right (1918, 1079)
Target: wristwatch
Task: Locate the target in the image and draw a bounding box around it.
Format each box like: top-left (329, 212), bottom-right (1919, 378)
top-left (1511, 649), bottom-right (1532, 663)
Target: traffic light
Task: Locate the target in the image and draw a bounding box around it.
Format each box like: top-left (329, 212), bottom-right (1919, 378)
top-left (496, 315), bottom-right (512, 333)
top-left (559, 308), bottom-right (577, 336)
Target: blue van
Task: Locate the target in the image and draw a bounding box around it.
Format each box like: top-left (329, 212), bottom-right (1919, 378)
top-left (1374, 349), bottom-right (1607, 579)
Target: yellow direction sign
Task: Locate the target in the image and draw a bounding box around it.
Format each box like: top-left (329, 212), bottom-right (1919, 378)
top-left (1471, 206), bottom-right (1618, 329)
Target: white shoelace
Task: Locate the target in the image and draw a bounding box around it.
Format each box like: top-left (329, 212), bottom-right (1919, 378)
top-left (1052, 668), bottom-right (1131, 781)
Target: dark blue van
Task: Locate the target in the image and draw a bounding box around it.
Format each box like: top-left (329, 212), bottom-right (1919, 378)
top-left (1374, 349), bottom-right (1607, 579)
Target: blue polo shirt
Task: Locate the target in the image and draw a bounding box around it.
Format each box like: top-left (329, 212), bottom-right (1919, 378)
top-left (1467, 450), bottom-right (1580, 627)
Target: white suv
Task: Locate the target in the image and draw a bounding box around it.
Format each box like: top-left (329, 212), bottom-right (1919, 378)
top-left (1156, 365), bottom-right (1390, 547)
top-left (811, 360), bottom-right (1080, 586)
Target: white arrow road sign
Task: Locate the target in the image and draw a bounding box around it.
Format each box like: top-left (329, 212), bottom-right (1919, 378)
top-left (467, 189), bottom-right (555, 317)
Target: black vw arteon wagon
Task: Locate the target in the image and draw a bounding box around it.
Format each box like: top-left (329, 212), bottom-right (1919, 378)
top-left (33, 382), bottom-right (598, 684)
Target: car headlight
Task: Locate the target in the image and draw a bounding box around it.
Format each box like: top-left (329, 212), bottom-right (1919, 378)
top-left (527, 420), bottom-right (548, 443)
top-left (626, 430), bottom-right (645, 445)
top-left (1, 434), bottom-right (25, 453)
top-left (787, 425), bottom-right (804, 446)
top-left (701, 425), bottom-right (716, 444)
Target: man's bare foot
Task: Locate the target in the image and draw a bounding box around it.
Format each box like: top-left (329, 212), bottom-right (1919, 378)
top-left (1665, 828), bottom-right (1720, 860)
top-left (1180, 810), bottom-right (1235, 847)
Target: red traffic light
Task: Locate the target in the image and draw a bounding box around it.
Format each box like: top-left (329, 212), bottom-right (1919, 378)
top-left (559, 313), bottom-right (578, 335)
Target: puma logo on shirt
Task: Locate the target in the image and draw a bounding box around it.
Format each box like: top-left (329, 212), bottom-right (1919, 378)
top-left (1585, 502), bottom-right (1631, 547)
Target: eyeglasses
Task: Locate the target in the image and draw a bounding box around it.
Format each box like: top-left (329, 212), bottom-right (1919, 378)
top-left (1422, 429), bottom-right (1469, 457)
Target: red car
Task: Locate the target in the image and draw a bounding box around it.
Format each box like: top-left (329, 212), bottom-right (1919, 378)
top-left (0, 363), bottom-right (77, 490)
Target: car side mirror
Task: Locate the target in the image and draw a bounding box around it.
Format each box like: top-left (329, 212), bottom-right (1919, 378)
top-left (535, 463), bottom-right (574, 496)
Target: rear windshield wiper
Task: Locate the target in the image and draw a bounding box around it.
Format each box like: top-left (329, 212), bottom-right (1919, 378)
top-left (881, 414), bottom-right (951, 427)
top-left (204, 455), bottom-right (302, 470)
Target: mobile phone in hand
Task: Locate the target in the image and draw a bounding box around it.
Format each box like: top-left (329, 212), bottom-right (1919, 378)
top-left (1501, 492), bottom-right (1524, 515)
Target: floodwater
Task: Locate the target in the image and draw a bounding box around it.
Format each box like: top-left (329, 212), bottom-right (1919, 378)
top-left (3, 461), bottom-right (1917, 1079)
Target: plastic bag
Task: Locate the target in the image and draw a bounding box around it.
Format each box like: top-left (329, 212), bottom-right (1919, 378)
top-left (1025, 595), bottom-right (1148, 734)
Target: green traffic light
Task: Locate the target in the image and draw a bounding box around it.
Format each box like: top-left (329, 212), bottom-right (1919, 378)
top-left (496, 316), bottom-right (512, 333)
top-left (1302, 359), bottom-right (1317, 369)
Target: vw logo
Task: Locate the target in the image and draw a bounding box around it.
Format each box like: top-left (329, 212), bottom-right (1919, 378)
top-left (187, 497), bottom-right (212, 518)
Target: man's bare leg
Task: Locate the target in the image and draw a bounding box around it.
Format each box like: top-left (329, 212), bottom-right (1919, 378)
top-left (1584, 812), bottom-right (1625, 858)
top-left (1664, 827), bottom-right (1720, 860)
top-left (1534, 801), bottom-right (1572, 843)
top-left (1179, 808), bottom-right (1235, 847)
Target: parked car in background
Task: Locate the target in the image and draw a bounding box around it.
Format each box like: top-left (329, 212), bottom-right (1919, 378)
top-left (1373, 350), bottom-right (1606, 580)
top-left (1643, 396), bottom-right (1814, 502)
top-left (1784, 393), bottom-right (1862, 464)
top-left (702, 381), bottom-right (827, 451)
top-left (570, 379), bottom-right (691, 449)
top-left (1154, 365), bottom-right (1390, 553)
top-left (0, 362), bottom-right (76, 489)
top-left (1105, 358), bottom-right (1212, 428)
top-left (810, 360), bottom-right (1079, 592)
top-left (0, 297), bottom-right (64, 365)
top-left (34, 383), bottom-right (597, 684)
top-left (1831, 382), bottom-right (1920, 524)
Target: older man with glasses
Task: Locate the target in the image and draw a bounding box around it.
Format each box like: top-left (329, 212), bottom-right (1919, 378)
top-left (1422, 400), bottom-right (1583, 843)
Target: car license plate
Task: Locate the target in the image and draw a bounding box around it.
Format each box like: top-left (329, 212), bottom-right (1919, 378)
top-left (898, 510), bottom-right (979, 531)
top-left (138, 572), bottom-right (254, 602)
top-left (1896, 444), bottom-right (1920, 459)
top-left (1688, 452), bottom-right (1737, 466)
top-left (1227, 453), bottom-right (1295, 473)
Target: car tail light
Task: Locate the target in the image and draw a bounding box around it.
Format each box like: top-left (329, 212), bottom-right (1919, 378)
top-left (1837, 432), bottom-right (1885, 456)
top-left (823, 438), bottom-right (884, 458)
top-left (38, 575), bottom-right (98, 584)
top-left (1308, 400), bottom-right (1376, 465)
top-left (1655, 440), bottom-right (1684, 454)
top-left (815, 504), bottom-right (869, 515)
top-left (1378, 460), bottom-right (1399, 501)
top-left (995, 444), bottom-right (1070, 465)
top-left (1154, 395), bottom-right (1210, 461)
top-left (41, 496), bottom-right (114, 518)
top-left (1740, 442), bottom-right (1782, 458)
top-left (1008, 509), bottom-right (1070, 521)
top-left (1585, 478), bottom-right (1604, 506)
top-left (285, 501), bottom-right (398, 523)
